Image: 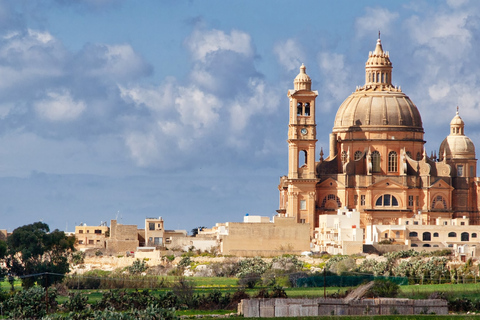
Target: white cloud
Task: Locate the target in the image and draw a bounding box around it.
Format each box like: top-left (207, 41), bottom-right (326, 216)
top-left (355, 7), bottom-right (399, 37)
top-left (274, 38), bottom-right (304, 72)
top-left (175, 86), bottom-right (221, 130)
top-left (317, 52), bottom-right (353, 111)
top-left (85, 44), bottom-right (150, 81)
top-left (34, 90), bottom-right (86, 121)
top-left (229, 78), bottom-right (279, 132)
top-left (185, 28), bottom-right (253, 62)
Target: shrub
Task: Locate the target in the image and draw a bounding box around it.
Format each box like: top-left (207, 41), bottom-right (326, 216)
top-left (238, 272), bottom-right (262, 289)
top-left (63, 292), bottom-right (88, 313)
top-left (365, 279), bottom-right (399, 298)
top-left (127, 259), bottom-right (148, 274)
top-left (2, 286), bottom-right (58, 318)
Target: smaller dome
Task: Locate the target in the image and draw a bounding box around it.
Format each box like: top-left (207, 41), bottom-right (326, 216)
top-left (294, 64), bottom-right (311, 91)
top-left (439, 110), bottom-right (475, 160)
top-left (439, 135), bottom-right (475, 160)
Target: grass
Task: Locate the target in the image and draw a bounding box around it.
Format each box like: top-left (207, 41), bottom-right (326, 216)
top-left (399, 283), bottom-right (480, 300)
top-left (196, 317), bottom-right (480, 320)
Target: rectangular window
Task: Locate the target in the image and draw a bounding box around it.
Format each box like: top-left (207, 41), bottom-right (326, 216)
top-left (470, 166), bottom-right (474, 177)
top-left (300, 200), bottom-right (306, 210)
top-left (88, 240), bottom-right (94, 244)
top-left (153, 237), bottom-right (163, 245)
top-left (461, 222), bottom-right (465, 225)
top-left (361, 195), bottom-right (365, 206)
top-left (78, 230), bottom-right (83, 234)
top-left (86, 230), bottom-right (89, 233)
top-left (354, 195), bottom-right (358, 205)
top-left (300, 219), bottom-right (306, 224)
top-left (444, 221), bottom-right (448, 225)
top-left (78, 240), bottom-right (83, 244)
top-left (408, 195), bottom-right (414, 207)
top-left (94, 229), bottom-right (102, 234)
top-left (149, 223), bottom-right (155, 231)
top-left (458, 165), bottom-right (464, 177)
top-left (406, 221), bottom-right (409, 225)
top-left (414, 221), bottom-right (418, 225)
top-left (416, 196), bottom-right (419, 207)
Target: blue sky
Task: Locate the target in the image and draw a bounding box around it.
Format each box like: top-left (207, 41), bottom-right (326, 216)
top-left (1, 0), bottom-right (480, 233)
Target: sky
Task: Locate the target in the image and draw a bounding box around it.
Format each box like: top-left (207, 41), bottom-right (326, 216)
top-left (1, 0), bottom-right (480, 233)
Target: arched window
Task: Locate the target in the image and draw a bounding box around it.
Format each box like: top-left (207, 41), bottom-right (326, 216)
top-left (409, 232), bottom-right (418, 237)
top-left (375, 194), bottom-right (399, 207)
top-left (320, 194), bottom-right (342, 209)
top-left (341, 151), bottom-right (348, 163)
top-left (388, 151), bottom-right (397, 172)
top-left (423, 232), bottom-right (431, 241)
top-left (304, 103), bottom-right (310, 116)
top-left (423, 244), bottom-right (431, 247)
top-left (472, 233), bottom-right (477, 238)
top-left (372, 151), bottom-right (381, 173)
top-left (354, 151), bottom-right (363, 161)
top-left (297, 102), bottom-right (302, 116)
top-left (406, 151), bottom-right (412, 158)
top-left (433, 233), bottom-right (439, 237)
top-left (461, 232), bottom-right (469, 242)
top-left (448, 232), bottom-right (457, 238)
top-left (299, 150), bottom-right (307, 166)
top-left (411, 244), bottom-right (418, 247)
top-left (416, 152), bottom-right (422, 161)
top-left (431, 195), bottom-right (447, 210)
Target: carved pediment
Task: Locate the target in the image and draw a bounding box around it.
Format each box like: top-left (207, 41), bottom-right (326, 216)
top-left (369, 177), bottom-right (405, 190)
top-left (317, 177), bottom-right (345, 189)
top-left (429, 178), bottom-right (453, 190)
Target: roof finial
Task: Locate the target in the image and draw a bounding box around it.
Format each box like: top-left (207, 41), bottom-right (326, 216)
top-left (456, 106), bottom-right (459, 114)
top-left (378, 30), bottom-right (381, 39)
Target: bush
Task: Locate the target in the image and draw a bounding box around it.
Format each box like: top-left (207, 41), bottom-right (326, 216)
top-left (127, 259), bottom-right (148, 274)
top-left (2, 286), bottom-right (57, 319)
top-left (63, 292), bottom-right (88, 313)
top-left (238, 272), bottom-right (262, 289)
top-left (365, 279), bottom-right (399, 298)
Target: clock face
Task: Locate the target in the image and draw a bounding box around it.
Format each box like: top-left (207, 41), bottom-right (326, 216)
top-left (301, 128), bottom-right (308, 135)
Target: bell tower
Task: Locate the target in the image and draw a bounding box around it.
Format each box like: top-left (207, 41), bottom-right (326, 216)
top-left (285, 64), bottom-right (318, 228)
top-left (287, 64), bottom-right (318, 179)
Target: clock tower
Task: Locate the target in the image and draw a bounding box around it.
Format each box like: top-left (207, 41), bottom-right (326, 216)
top-left (284, 64), bottom-right (318, 227)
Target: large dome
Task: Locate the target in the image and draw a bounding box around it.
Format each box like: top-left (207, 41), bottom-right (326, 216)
top-left (333, 91), bottom-right (423, 132)
top-left (332, 38), bottom-right (423, 134)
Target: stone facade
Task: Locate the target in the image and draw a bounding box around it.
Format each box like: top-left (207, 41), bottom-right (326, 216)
top-left (314, 208), bottom-right (364, 255)
top-left (105, 219), bottom-right (139, 254)
top-left (201, 216), bottom-right (311, 257)
top-left (74, 224), bottom-right (108, 250)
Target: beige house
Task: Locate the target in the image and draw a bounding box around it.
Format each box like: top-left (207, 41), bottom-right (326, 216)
top-left (199, 215), bottom-right (311, 257)
top-left (314, 208), bottom-right (364, 255)
top-left (74, 224), bottom-right (108, 250)
top-left (277, 36), bottom-right (480, 242)
top-left (145, 217), bottom-right (165, 247)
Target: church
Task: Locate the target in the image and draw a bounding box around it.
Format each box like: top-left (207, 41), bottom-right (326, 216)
top-left (277, 37), bottom-right (480, 241)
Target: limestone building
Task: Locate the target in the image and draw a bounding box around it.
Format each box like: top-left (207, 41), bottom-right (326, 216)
top-left (278, 37), bottom-right (480, 238)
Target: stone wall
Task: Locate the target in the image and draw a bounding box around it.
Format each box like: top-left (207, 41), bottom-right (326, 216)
top-left (221, 217), bottom-right (310, 257)
top-left (239, 298), bottom-right (448, 317)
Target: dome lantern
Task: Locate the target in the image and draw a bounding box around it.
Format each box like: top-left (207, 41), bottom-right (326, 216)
top-left (294, 63), bottom-right (312, 91)
top-left (364, 34), bottom-right (393, 89)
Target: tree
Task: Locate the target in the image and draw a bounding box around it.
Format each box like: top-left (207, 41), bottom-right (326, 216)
top-left (6, 222), bottom-right (76, 288)
top-left (0, 239), bottom-right (6, 281)
top-left (191, 226), bottom-right (206, 237)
